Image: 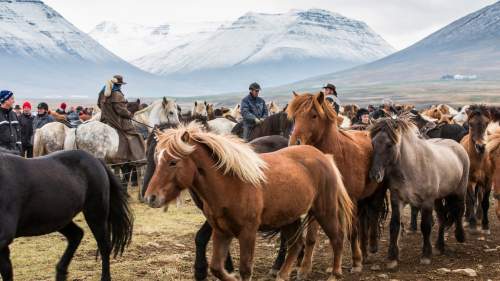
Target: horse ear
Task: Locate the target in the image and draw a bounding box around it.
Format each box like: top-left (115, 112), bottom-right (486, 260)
top-left (181, 131), bottom-right (190, 142)
top-left (316, 91), bottom-right (325, 104)
top-left (177, 105), bottom-right (182, 112)
top-left (204, 101), bottom-right (207, 106)
top-left (293, 91), bottom-right (298, 97)
top-left (162, 97), bottom-right (168, 107)
top-left (194, 101), bottom-right (198, 106)
top-left (136, 98), bottom-right (141, 104)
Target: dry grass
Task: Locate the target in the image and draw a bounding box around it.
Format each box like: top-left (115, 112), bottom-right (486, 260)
top-left (9, 190), bottom-right (500, 281)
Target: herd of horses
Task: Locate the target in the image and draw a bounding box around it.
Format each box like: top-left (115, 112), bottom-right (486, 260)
top-left (0, 92), bottom-right (499, 281)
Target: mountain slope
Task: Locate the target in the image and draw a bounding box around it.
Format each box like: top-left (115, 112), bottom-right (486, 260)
top-left (132, 9), bottom-right (394, 93)
top-left (288, 1), bottom-right (500, 89)
top-left (89, 21), bottom-right (226, 61)
top-left (0, 0), bottom-right (193, 98)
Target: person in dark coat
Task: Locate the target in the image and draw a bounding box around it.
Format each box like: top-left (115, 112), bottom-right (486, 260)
top-left (323, 83), bottom-right (341, 113)
top-left (97, 75), bottom-right (145, 162)
top-left (241, 82), bottom-right (268, 140)
top-left (32, 102), bottom-right (55, 143)
top-left (14, 104), bottom-right (21, 117)
top-left (0, 90), bottom-right (21, 152)
top-left (19, 101), bottom-right (34, 157)
top-left (55, 102), bottom-right (68, 115)
top-left (370, 98), bottom-right (398, 120)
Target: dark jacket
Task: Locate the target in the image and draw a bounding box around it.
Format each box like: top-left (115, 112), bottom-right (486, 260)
top-left (325, 95), bottom-right (341, 113)
top-left (241, 94), bottom-right (268, 127)
top-left (32, 113), bottom-right (55, 142)
top-left (0, 107), bottom-right (21, 151)
top-left (19, 112), bottom-right (34, 146)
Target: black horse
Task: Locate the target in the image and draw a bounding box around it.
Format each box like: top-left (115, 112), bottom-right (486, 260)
top-left (142, 124), bottom-right (289, 280)
top-left (232, 111), bottom-right (294, 141)
top-left (0, 148), bottom-right (133, 281)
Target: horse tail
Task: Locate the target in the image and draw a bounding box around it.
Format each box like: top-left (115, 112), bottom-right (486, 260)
top-left (33, 129), bottom-right (45, 157)
top-left (63, 128), bottom-right (77, 150)
top-left (102, 160), bottom-right (134, 257)
top-left (326, 154), bottom-right (354, 237)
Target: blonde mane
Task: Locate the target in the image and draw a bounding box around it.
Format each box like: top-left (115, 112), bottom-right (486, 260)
top-left (156, 122), bottom-right (267, 186)
top-left (486, 127), bottom-right (500, 156)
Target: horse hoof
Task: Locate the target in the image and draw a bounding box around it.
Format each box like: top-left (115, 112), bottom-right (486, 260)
top-left (386, 260), bottom-right (398, 270)
top-left (468, 227), bottom-right (480, 235)
top-left (269, 268), bottom-right (279, 277)
top-left (481, 229), bottom-right (491, 235)
top-left (420, 258), bottom-right (431, 265)
top-left (350, 266), bottom-right (362, 273)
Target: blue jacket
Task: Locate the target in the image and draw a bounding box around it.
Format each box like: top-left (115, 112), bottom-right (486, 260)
top-left (241, 94), bottom-right (268, 127)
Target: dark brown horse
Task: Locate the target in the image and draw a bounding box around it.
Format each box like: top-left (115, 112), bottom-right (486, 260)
top-left (231, 111), bottom-right (294, 141)
top-left (144, 123), bottom-right (354, 281)
top-left (461, 105), bottom-right (495, 234)
top-left (287, 92), bottom-right (387, 274)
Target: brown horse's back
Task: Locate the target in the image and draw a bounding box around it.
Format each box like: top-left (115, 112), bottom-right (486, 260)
top-left (258, 145), bottom-right (335, 228)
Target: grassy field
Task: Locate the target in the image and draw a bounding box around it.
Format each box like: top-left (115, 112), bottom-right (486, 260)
top-left (9, 188), bottom-right (500, 281)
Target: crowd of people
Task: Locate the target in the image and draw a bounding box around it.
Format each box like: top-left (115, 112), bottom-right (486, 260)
top-left (0, 90), bottom-right (94, 157)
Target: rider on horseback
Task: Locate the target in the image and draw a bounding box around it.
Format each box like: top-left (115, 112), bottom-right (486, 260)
top-left (97, 75), bottom-right (145, 164)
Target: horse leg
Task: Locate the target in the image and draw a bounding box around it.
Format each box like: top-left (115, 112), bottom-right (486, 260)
top-left (480, 185), bottom-right (491, 234)
top-left (277, 220), bottom-right (304, 281)
top-left (453, 195), bottom-right (466, 243)
top-left (434, 199), bottom-right (446, 255)
top-left (350, 217), bottom-right (363, 272)
top-left (56, 222), bottom-right (84, 281)
top-left (410, 206), bottom-right (419, 233)
top-left (237, 227), bottom-right (258, 281)
top-left (269, 233), bottom-right (287, 276)
top-left (0, 216), bottom-right (15, 281)
top-left (83, 212), bottom-right (111, 281)
top-left (420, 207), bottom-right (433, 265)
top-left (0, 246), bottom-right (13, 281)
top-left (315, 213), bottom-right (345, 280)
top-left (298, 220), bottom-right (318, 279)
top-left (210, 230), bottom-right (236, 281)
top-left (194, 221), bottom-right (234, 281)
top-left (465, 182), bottom-right (478, 232)
top-left (359, 212), bottom-right (369, 261)
top-left (387, 193), bottom-right (401, 270)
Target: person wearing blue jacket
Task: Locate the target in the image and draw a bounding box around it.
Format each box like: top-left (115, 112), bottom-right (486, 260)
top-left (240, 82), bottom-right (268, 140)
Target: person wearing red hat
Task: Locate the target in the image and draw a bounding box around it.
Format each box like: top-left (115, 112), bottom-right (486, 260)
top-left (19, 101), bottom-right (34, 157)
top-left (56, 102), bottom-right (68, 115)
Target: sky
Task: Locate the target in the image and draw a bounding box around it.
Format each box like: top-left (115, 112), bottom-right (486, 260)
top-left (44, 0), bottom-right (497, 50)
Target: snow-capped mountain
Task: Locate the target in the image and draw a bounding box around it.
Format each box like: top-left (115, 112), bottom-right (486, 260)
top-left (288, 1), bottom-right (500, 89)
top-left (0, 0), bottom-right (193, 98)
top-left (132, 9), bottom-right (395, 93)
top-left (89, 20), bottom-right (227, 61)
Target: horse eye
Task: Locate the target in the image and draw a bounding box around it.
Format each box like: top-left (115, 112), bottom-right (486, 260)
top-left (169, 111), bottom-right (174, 115)
top-left (168, 160), bottom-right (178, 167)
top-left (312, 115), bottom-right (317, 119)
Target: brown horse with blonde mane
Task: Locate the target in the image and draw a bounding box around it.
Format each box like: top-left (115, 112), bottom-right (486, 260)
top-left (287, 91), bottom-right (387, 274)
top-left (144, 123), bottom-right (354, 281)
top-left (461, 105), bottom-right (495, 234)
top-left (487, 126), bottom-right (500, 221)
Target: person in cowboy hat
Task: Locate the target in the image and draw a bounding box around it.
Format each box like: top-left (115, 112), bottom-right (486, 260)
top-left (19, 101), bottom-right (34, 157)
top-left (0, 90), bottom-right (22, 152)
top-left (97, 75), bottom-right (145, 165)
top-left (240, 82), bottom-right (268, 140)
top-left (323, 83), bottom-right (341, 113)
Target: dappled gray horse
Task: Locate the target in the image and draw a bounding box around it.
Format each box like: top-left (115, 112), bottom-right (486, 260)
top-left (369, 115), bottom-right (470, 268)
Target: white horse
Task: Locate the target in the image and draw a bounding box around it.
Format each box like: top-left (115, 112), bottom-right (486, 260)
top-left (453, 105), bottom-right (470, 125)
top-left (192, 101), bottom-right (208, 119)
top-left (268, 101), bottom-right (280, 115)
top-left (34, 97), bottom-right (180, 160)
top-left (224, 103), bottom-right (242, 122)
top-left (207, 118), bottom-right (237, 135)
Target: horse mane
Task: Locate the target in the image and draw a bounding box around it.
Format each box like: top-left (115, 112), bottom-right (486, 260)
top-left (369, 114), bottom-right (417, 144)
top-left (156, 122), bottom-right (267, 186)
top-left (135, 100), bottom-right (159, 116)
top-left (468, 104), bottom-right (490, 118)
top-left (286, 92), bottom-right (337, 122)
top-left (486, 127), bottom-right (500, 156)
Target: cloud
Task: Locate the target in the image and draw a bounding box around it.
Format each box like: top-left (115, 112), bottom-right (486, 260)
top-left (44, 0), bottom-right (497, 49)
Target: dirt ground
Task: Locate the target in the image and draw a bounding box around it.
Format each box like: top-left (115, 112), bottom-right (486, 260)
top-left (9, 189), bottom-right (500, 281)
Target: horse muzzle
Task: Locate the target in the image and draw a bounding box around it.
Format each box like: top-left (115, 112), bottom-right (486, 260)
top-left (145, 194), bottom-right (166, 208)
top-left (369, 169), bottom-right (385, 183)
top-left (474, 143), bottom-right (486, 154)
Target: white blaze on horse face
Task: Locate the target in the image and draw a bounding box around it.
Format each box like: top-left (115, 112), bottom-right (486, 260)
top-left (192, 101), bottom-right (208, 117)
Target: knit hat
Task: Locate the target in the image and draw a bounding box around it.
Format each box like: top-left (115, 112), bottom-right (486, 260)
top-left (60, 102), bottom-right (67, 110)
top-left (37, 102), bottom-right (49, 111)
top-left (0, 90), bottom-right (13, 103)
top-left (14, 105), bottom-right (21, 110)
top-left (22, 101), bottom-right (32, 110)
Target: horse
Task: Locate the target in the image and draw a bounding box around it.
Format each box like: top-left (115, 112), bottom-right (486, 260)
top-left (231, 111), bottom-right (294, 141)
top-left (225, 104), bottom-right (242, 121)
top-left (144, 123), bottom-right (354, 281)
top-left (461, 105), bottom-right (495, 234)
top-left (487, 127), bottom-right (500, 221)
top-left (192, 101), bottom-right (208, 120)
top-left (206, 103), bottom-right (215, 120)
top-left (0, 148), bottom-right (133, 281)
top-left (287, 91), bottom-right (387, 274)
top-left (126, 98), bottom-right (142, 114)
top-left (133, 97), bottom-right (180, 135)
top-left (342, 104), bottom-right (360, 122)
top-left (206, 117), bottom-right (238, 135)
top-left (141, 124), bottom-right (289, 281)
top-left (369, 115), bottom-right (469, 267)
top-left (268, 101), bottom-right (280, 115)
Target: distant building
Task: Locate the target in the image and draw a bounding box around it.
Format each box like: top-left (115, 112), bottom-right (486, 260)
top-left (441, 74), bottom-right (478, 81)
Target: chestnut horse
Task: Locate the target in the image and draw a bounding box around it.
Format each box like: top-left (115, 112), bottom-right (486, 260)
top-left (144, 123), bottom-right (354, 281)
top-left (287, 92), bottom-right (387, 274)
top-left (486, 127), bottom-right (500, 221)
top-left (461, 105), bottom-right (495, 234)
